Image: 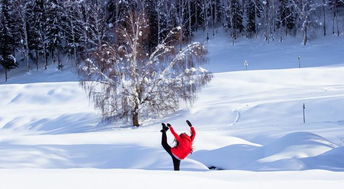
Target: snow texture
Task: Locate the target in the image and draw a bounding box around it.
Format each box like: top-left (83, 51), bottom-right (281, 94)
top-left (1, 33), bottom-right (344, 187)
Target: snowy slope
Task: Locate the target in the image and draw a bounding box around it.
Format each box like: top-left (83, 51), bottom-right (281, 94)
top-left (1, 34), bottom-right (344, 187)
top-left (2, 61), bottom-right (344, 171)
top-left (201, 32), bottom-right (344, 73)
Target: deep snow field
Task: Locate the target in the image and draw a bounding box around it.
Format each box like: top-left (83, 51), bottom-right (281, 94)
top-left (1, 33), bottom-right (344, 188)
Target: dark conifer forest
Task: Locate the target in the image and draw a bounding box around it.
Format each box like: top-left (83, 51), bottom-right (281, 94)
top-left (0, 0), bottom-right (344, 79)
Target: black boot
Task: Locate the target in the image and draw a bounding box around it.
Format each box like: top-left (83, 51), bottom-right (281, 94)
top-left (160, 123), bottom-right (169, 132)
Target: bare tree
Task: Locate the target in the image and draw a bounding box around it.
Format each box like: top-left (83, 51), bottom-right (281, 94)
top-left (290, 0), bottom-right (320, 45)
top-left (79, 11), bottom-right (212, 127)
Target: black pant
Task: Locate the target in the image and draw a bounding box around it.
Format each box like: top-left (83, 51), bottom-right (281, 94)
top-left (161, 131), bottom-right (181, 171)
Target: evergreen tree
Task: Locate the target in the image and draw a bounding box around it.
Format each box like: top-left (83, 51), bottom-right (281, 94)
top-left (82, 0), bottom-right (108, 49)
top-left (29, 0), bottom-right (49, 70)
top-left (144, 0), bottom-right (159, 52)
top-left (329, 0), bottom-right (344, 36)
top-left (43, 0), bottom-right (64, 69)
top-left (245, 0), bottom-right (257, 38)
top-left (62, 0), bottom-right (84, 64)
top-left (14, 0), bottom-right (32, 71)
top-left (278, 0), bottom-right (296, 36)
top-left (106, 0), bottom-right (138, 27)
top-left (25, 0), bottom-right (42, 70)
top-left (226, 0), bottom-right (244, 42)
top-left (0, 0), bottom-right (18, 81)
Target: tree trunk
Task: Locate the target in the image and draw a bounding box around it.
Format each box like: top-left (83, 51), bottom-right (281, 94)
top-left (57, 50), bottom-right (60, 67)
top-left (205, 0), bottom-right (209, 41)
top-left (211, 0), bottom-right (214, 36)
top-left (115, 1), bottom-right (119, 28)
top-left (303, 22), bottom-right (308, 45)
top-left (157, 8), bottom-right (161, 43)
top-left (71, 20), bottom-right (78, 64)
top-left (272, 1), bottom-right (276, 33)
top-left (255, 3), bottom-right (258, 38)
top-left (265, 2), bottom-right (270, 43)
top-left (188, 0), bottom-right (192, 41)
top-left (132, 112), bottom-right (140, 127)
top-left (44, 45), bottom-right (48, 70)
top-left (335, 6), bottom-right (339, 36)
top-left (52, 50), bottom-right (56, 65)
top-left (5, 68), bottom-right (8, 82)
top-left (74, 46), bottom-right (78, 65)
top-left (195, 2), bottom-right (198, 29)
top-left (23, 21), bottom-right (30, 71)
top-left (333, 4), bottom-right (336, 34)
top-left (322, 0), bottom-right (327, 36)
top-left (35, 51), bottom-right (39, 70)
top-left (57, 50), bottom-right (62, 70)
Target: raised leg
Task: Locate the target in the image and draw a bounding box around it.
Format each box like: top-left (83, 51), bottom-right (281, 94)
top-left (161, 131), bottom-right (172, 156)
top-left (161, 131), bottom-right (181, 171)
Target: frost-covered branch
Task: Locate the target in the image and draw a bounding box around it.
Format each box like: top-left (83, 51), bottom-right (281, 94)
top-left (79, 11), bottom-right (212, 127)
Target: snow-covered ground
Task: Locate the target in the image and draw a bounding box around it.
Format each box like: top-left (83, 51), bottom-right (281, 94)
top-left (1, 169), bottom-right (344, 189)
top-left (1, 34), bottom-right (344, 188)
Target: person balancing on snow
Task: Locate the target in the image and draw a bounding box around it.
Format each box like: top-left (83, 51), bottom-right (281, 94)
top-left (160, 120), bottom-right (196, 171)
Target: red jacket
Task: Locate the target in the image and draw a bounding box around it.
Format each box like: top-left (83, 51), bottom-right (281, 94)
top-left (170, 126), bottom-right (196, 160)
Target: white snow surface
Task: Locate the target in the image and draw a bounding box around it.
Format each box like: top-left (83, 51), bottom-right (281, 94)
top-left (1, 169), bottom-right (344, 189)
top-left (1, 34), bottom-right (344, 187)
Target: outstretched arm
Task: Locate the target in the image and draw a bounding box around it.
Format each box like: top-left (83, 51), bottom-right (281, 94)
top-left (190, 126), bottom-right (196, 142)
top-left (168, 124), bottom-right (181, 141)
top-left (186, 120), bottom-right (196, 142)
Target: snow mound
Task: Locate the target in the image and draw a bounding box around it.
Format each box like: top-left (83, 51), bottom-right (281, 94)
top-left (190, 143), bottom-right (261, 170)
top-left (0, 78), bottom-right (99, 134)
top-left (302, 147), bottom-right (344, 171)
top-left (191, 132), bottom-right (339, 171)
top-left (259, 132), bottom-right (337, 162)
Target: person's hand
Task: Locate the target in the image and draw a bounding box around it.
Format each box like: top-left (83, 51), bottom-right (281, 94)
top-left (186, 120), bottom-right (192, 127)
top-left (167, 123), bottom-right (172, 127)
top-left (161, 123), bottom-right (169, 132)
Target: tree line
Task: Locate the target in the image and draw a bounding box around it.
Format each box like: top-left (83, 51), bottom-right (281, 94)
top-left (1, 0), bottom-right (343, 81)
